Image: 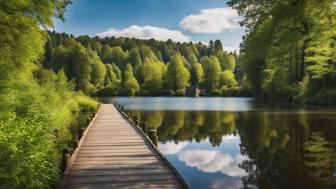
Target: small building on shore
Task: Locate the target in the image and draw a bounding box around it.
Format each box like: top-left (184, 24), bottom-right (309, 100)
top-left (186, 86), bottom-right (205, 97)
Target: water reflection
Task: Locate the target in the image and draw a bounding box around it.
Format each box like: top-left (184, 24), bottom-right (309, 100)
top-left (112, 97), bottom-right (336, 189)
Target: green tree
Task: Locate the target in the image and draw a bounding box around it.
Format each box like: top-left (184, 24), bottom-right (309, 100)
top-left (101, 44), bottom-right (113, 63)
top-left (123, 63), bottom-right (140, 95)
top-left (128, 48), bottom-right (142, 68)
top-left (111, 63), bottom-right (122, 82)
top-left (166, 52), bottom-right (190, 92)
top-left (214, 39), bottom-right (223, 52)
top-left (203, 56), bottom-right (221, 92)
top-left (89, 50), bottom-right (106, 89)
top-left (190, 63), bottom-right (204, 85)
top-left (104, 64), bottom-right (119, 88)
top-left (141, 58), bottom-right (166, 95)
top-left (219, 70), bottom-right (237, 88)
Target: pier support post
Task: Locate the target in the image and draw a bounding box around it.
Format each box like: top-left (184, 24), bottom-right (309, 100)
top-left (121, 105), bottom-right (124, 111)
top-left (132, 116), bottom-right (138, 124)
top-left (78, 128), bottom-right (85, 140)
top-left (86, 117), bottom-right (91, 126)
top-left (148, 129), bottom-right (158, 146)
top-left (141, 122), bottom-right (148, 134)
top-left (72, 140), bottom-right (79, 151)
top-left (61, 148), bottom-right (70, 174)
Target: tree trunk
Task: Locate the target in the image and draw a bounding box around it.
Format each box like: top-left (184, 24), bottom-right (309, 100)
top-left (295, 45), bottom-right (300, 82)
top-left (299, 40), bottom-right (308, 81)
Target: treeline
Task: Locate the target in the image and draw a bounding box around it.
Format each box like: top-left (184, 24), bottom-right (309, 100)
top-left (228, 0), bottom-right (336, 105)
top-left (44, 31), bottom-right (242, 96)
top-left (0, 1), bottom-right (98, 188)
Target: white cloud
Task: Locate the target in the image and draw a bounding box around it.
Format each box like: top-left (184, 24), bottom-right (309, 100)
top-left (178, 150), bottom-right (248, 177)
top-left (96, 25), bottom-right (191, 42)
top-left (211, 178), bottom-right (244, 189)
top-left (159, 141), bottom-right (188, 155)
top-left (223, 44), bottom-right (240, 52)
top-left (180, 7), bottom-right (241, 33)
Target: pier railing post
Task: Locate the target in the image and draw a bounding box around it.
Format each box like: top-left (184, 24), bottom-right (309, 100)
top-left (140, 122), bottom-right (148, 134)
top-left (72, 140), bottom-right (79, 151)
top-left (86, 117), bottom-right (90, 126)
top-left (78, 128), bottom-right (85, 140)
top-left (148, 129), bottom-right (158, 146)
top-left (61, 148), bottom-right (70, 174)
top-left (132, 115), bottom-right (138, 123)
top-left (133, 116), bottom-right (140, 127)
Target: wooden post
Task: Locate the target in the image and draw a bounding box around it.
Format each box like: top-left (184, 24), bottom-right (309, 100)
top-left (72, 140), bottom-right (79, 151)
top-left (148, 129), bottom-right (158, 146)
top-left (86, 117), bottom-right (90, 125)
top-left (133, 116), bottom-right (139, 126)
top-left (141, 122), bottom-right (148, 134)
top-left (132, 115), bottom-right (137, 122)
top-left (121, 105), bottom-right (124, 111)
top-left (78, 128), bottom-right (85, 140)
top-left (61, 148), bottom-right (70, 174)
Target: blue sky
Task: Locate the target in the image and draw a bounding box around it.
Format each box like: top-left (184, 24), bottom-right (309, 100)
top-left (54, 0), bottom-right (245, 51)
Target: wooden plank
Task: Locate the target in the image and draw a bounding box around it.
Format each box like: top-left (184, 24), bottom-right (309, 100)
top-left (73, 158), bottom-right (161, 165)
top-left (75, 156), bottom-right (160, 161)
top-left (66, 174), bottom-right (176, 185)
top-left (70, 164), bottom-right (168, 171)
top-left (69, 169), bottom-right (171, 177)
top-left (63, 104), bottom-right (185, 189)
top-left (64, 181), bottom-right (181, 189)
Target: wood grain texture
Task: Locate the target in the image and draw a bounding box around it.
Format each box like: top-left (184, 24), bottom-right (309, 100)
top-left (63, 104), bottom-right (183, 189)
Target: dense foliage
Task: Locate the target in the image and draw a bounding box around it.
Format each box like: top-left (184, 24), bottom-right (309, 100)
top-left (46, 32), bottom-right (239, 96)
top-left (228, 0), bottom-right (336, 104)
top-left (0, 1), bottom-right (98, 188)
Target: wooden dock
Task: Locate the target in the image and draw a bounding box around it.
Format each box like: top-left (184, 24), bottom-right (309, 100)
top-left (62, 104), bottom-right (188, 189)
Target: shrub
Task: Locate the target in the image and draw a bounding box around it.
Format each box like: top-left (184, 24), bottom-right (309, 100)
top-left (95, 87), bottom-right (118, 96)
top-left (208, 89), bottom-right (222, 96)
top-left (221, 86), bottom-right (240, 96)
top-left (73, 95), bottom-right (98, 112)
top-left (175, 89), bottom-right (186, 96)
top-left (66, 99), bottom-right (80, 113)
top-left (315, 89), bottom-right (336, 105)
top-left (167, 89), bottom-right (175, 96)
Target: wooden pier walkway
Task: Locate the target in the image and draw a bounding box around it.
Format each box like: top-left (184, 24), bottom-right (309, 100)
top-left (62, 104), bottom-right (187, 189)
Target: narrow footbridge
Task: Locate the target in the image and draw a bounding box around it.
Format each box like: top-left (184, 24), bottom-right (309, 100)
top-left (61, 104), bottom-right (188, 189)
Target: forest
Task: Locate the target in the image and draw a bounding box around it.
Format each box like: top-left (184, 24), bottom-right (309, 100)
top-left (228, 0), bottom-right (336, 104)
top-left (45, 32), bottom-right (240, 96)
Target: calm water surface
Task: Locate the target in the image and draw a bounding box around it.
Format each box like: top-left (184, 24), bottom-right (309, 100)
top-left (104, 97), bottom-right (336, 189)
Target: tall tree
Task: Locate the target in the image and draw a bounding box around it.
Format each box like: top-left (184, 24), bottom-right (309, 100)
top-left (142, 58), bottom-right (166, 95)
top-left (214, 39), bottom-right (223, 52)
top-left (128, 48), bottom-right (142, 68)
top-left (123, 63), bottom-right (140, 95)
top-left (166, 52), bottom-right (190, 92)
top-left (203, 56), bottom-right (221, 92)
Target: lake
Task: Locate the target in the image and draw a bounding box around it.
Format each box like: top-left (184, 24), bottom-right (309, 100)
top-left (104, 97), bottom-right (336, 189)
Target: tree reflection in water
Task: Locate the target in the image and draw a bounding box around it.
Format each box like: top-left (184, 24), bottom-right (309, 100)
top-left (127, 109), bottom-right (336, 189)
